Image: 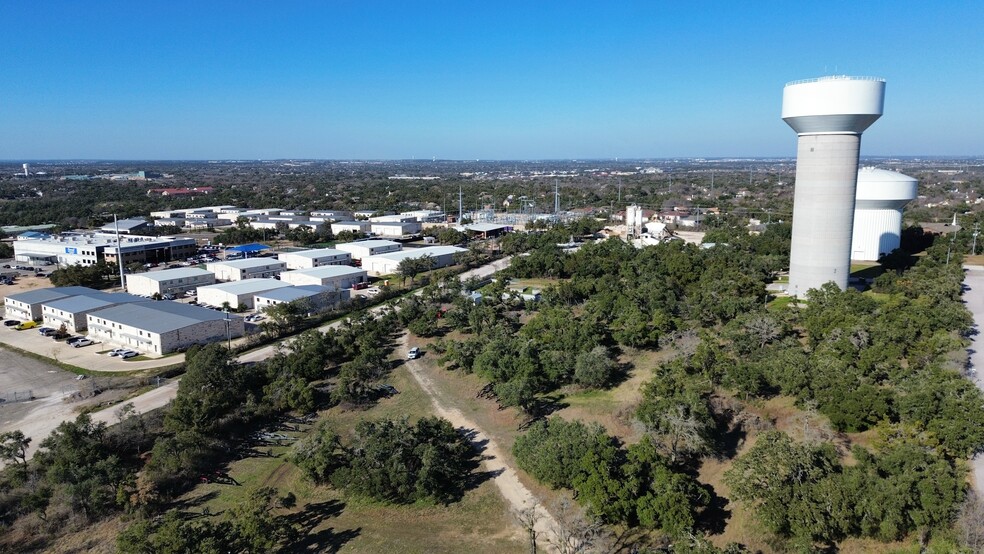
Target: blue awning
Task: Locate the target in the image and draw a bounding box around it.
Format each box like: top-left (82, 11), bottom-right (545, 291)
top-left (225, 243), bottom-right (270, 253)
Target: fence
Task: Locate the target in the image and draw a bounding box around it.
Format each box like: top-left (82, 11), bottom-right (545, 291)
top-left (0, 390), bottom-right (34, 403)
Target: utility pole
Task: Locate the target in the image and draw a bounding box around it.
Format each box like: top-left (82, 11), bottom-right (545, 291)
top-left (554, 179), bottom-right (560, 215)
top-left (972, 222), bottom-right (980, 256)
top-left (617, 177), bottom-right (622, 204)
top-left (114, 214), bottom-right (126, 291)
top-left (458, 185), bottom-right (463, 223)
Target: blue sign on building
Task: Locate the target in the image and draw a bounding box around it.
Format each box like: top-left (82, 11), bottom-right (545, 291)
top-left (65, 247), bottom-right (78, 254)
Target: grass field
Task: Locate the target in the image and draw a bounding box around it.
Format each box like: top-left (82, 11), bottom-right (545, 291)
top-left (173, 347), bottom-right (525, 553)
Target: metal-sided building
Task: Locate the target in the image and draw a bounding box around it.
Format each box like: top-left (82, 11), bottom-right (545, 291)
top-left (3, 286), bottom-right (99, 321)
top-left (197, 279), bottom-right (292, 310)
top-left (334, 240), bottom-right (401, 261)
top-left (331, 221), bottom-right (371, 235)
top-left (41, 292), bottom-right (143, 333)
top-left (125, 267), bottom-right (216, 297)
top-left (279, 265), bottom-right (368, 289)
top-left (253, 285), bottom-right (350, 312)
top-left (206, 258), bottom-right (286, 281)
top-left (369, 221), bottom-right (422, 237)
top-left (360, 246), bottom-right (467, 276)
top-left (278, 248), bottom-right (352, 270)
top-left (86, 301), bottom-right (245, 355)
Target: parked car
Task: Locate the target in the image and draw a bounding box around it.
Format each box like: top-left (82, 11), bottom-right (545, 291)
top-left (72, 338), bottom-right (94, 347)
top-left (108, 348), bottom-right (128, 356)
top-left (366, 287), bottom-right (381, 297)
top-left (407, 347), bottom-right (421, 360)
top-left (120, 350), bottom-right (139, 359)
top-left (65, 336), bottom-right (84, 345)
top-left (75, 374), bottom-right (87, 380)
top-left (38, 327), bottom-right (56, 337)
top-left (15, 321), bottom-right (37, 330)
top-left (3, 320), bottom-right (19, 327)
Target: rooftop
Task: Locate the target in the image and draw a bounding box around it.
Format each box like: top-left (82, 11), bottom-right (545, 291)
top-left (282, 265), bottom-right (367, 278)
top-left (44, 292), bottom-right (143, 313)
top-left (362, 245), bottom-right (467, 262)
top-left (207, 258), bottom-right (284, 270)
top-left (254, 285), bottom-right (331, 302)
top-left (135, 267), bottom-right (214, 282)
top-left (89, 301), bottom-right (233, 333)
top-left (5, 286), bottom-right (99, 305)
top-left (198, 278), bottom-right (292, 295)
top-left (335, 239), bottom-right (401, 250)
top-left (281, 248), bottom-right (349, 259)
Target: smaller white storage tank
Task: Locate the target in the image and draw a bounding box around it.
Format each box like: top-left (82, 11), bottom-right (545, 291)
top-left (850, 167), bottom-right (918, 261)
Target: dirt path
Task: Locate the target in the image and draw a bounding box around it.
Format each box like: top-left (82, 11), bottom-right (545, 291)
top-left (397, 333), bottom-right (559, 550)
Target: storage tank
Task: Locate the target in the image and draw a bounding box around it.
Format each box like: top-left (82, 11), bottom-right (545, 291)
top-left (782, 76), bottom-right (886, 297)
top-left (850, 167), bottom-right (918, 261)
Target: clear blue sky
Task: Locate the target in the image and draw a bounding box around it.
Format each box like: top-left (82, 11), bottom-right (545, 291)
top-left (1, 1), bottom-right (981, 159)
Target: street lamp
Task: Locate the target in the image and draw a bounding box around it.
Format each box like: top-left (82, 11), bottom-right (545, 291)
top-left (223, 307), bottom-right (232, 350)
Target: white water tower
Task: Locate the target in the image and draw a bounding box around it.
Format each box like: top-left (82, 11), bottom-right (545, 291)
top-left (22, 163), bottom-right (29, 177)
top-left (851, 167), bottom-right (918, 261)
top-left (782, 76), bottom-right (885, 297)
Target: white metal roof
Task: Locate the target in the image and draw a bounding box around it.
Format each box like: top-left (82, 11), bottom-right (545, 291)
top-left (335, 239), bottom-right (400, 250)
top-left (362, 245), bottom-right (466, 263)
top-left (207, 258), bottom-right (285, 270)
top-left (136, 267), bottom-right (214, 282)
top-left (197, 278), bottom-right (292, 295)
top-left (279, 248), bottom-right (349, 259)
top-left (281, 266), bottom-right (366, 279)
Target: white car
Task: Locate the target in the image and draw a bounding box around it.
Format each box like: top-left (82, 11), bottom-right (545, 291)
top-left (407, 347), bottom-right (421, 360)
top-left (120, 350), bottom-right (139, 359)
top-left (72, 338), bottom-right (94, 348)
top-left (108, 348), bottom-right (128, 357)
top-left (366, 287), bottom-right (381, 297)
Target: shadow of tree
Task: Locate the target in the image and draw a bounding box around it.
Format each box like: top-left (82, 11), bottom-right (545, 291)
top-left (283, 500), bottom-right (361, 553)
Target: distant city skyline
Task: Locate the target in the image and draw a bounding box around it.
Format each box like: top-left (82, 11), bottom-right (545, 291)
top-left (2, 1), bottom-right (982, 160)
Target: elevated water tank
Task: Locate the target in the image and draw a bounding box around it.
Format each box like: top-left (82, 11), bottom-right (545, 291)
top-left (850, 167), bottom-right (918, 261)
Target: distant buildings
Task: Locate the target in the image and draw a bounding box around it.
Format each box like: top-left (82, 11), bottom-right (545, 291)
top-left (206, 259), bottom-right (285, 281)
top-left (278, 248), bottom-right (352, 270)
top-left (13, 233), bottom-right (196, 267)
top-left (360, 246), bottom-right (467, 276)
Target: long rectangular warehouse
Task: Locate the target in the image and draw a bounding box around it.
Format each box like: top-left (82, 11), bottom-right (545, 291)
top-left (126, 267), bottom-right (216, 297)
top-left (279, 265), bottom-right (368, 289)
top-left (206, 258), bottom-right (285, 281)
top-left (334, 240), bottom-right (401, 261)
top-left (360, 246), bottom-right (467, 277)
top-left (86, 301), bottom-right (245, 355)
top-left (277, 248), bottom-right (352, 270)
top-left (197, 278), bottom-right (292, 310)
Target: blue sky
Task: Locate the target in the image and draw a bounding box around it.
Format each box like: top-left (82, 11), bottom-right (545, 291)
top-left (1, 1), bottom-right (981, 159)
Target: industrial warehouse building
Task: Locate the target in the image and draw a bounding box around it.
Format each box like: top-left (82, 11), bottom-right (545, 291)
top-left (331, 221), bottom-right (371, 235)
top-left (851, 167), bottom-right (919, 261)
top-left (253, 285), bottom-right (350, 312)
top-left (86, 301), bottom-right (245, 355)
top-left (41, 292), bottom-right (143, 333)
top-left (125, 267), bottom-right (216, 297)
top-left (3, 286), bottom-right (99, 321)
top-left (334, 240), bottom-right (401, 261)
top-left (369, 221), bottom-right (422, 237)
top-left (360, 246), bottom-right (467, 277)
top-left (197, 278), bottom-right (292, 310)
top-left (277, 248), bottom-right (352, 270)
top-left (206, 258), bottom-right (286, 281)
top-left (279, 265), bottom-right (367, 289)
top-left (13, 233), bottom-right (196, 267)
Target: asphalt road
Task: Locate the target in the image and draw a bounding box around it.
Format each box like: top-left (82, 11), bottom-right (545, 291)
top-left (964, 268), bottom-right (984, 493)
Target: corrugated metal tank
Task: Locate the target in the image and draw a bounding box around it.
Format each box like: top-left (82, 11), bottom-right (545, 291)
top-left (850, 167), bottom-right (918, 261)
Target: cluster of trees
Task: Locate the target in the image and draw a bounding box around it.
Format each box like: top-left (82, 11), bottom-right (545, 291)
top-left (292, 417), bottom-right (473, 504)
top-left (726, 431), bottom-right (964, 549)
top-left (48, 261), bottom-right (122, 288)
top-left (117, 487), bottom-right (297, 553)
top-left (513, 418), bottom-right (710, 537)
top-left (0, 409), bottom-right (158, 550)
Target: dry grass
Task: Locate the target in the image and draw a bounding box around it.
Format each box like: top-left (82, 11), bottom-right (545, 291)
top-left (160, 345), bottom-right (526, 553)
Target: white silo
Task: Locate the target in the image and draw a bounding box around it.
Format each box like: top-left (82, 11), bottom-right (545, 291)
top-left (850, 167), bottom-right (918, 261)
top-left (22, 163), bottom-right (29, 177)
top-left (782, 76), bottom-right (885, 297)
